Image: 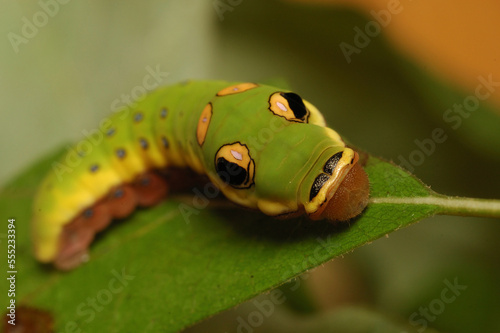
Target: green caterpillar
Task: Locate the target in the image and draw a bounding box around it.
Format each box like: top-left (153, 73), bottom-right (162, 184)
top-left (32, 80), bottom-right (370, 270)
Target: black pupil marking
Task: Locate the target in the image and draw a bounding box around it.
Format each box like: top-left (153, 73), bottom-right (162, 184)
top-left (114, 188), bottom-right (124, 198)
top-left (140, 177), bottom-right (150, 186)
top-left (160, 108), bottom-right (168, 118)
top-left (116, 149), bottom-right (126, 159)
top-left (83, 209), bottom-right (93, 218)
top-left (134, 112), bottom-right (143, 122)
top-left (139, 138), bottom-right (148, 149)
top-left (323, 152), bottom-right (343, 175)
top-left (282, 92), bottom-right (307, 121)
top-left (90, 164), bottom-right (99, 173)
top-left (216, 157), bottom-right (247, 186)
top-left (106, 128), bottom-right (115, 137)
top-left (309, 173), bottom-right (330, 201)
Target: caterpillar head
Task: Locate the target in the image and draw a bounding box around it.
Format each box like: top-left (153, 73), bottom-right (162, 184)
top-left (205, 83), bottom-right (369, 222)
top-left (210, 127), bottom-right (369, 222)
top-left (305, 149), bottom-right (370, 222)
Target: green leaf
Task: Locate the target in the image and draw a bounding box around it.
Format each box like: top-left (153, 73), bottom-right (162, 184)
top-left (2, 146), bottom-right (498, 332)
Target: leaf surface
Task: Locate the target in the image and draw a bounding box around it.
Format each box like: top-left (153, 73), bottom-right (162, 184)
top-left (1, 148), bottom-right (442, 332)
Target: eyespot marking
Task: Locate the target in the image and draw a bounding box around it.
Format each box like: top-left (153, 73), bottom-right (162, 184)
top-left (90, 164), bottom-right (99, 173)
top-left (214, 142), bottom-right (255, 189)
top-left (269, 92), bottom-right (309, 122)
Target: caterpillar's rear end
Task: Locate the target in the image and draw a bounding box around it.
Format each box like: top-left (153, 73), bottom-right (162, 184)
top-left (32, 81), bottom-right (231, 269)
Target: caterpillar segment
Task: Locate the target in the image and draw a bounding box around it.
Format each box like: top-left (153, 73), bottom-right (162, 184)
top-left (32, 80), bottom-right (370, 270)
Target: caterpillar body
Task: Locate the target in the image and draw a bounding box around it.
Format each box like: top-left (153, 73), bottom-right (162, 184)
top-left (32, 80), bottom-right (370, 270)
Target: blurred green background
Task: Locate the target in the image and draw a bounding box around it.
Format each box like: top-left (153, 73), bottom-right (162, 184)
top-left (1, 0), bottom-right (499, 332)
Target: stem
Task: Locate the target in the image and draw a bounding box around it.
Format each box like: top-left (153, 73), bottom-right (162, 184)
top-left (369, 196), bottom-right (500, 218)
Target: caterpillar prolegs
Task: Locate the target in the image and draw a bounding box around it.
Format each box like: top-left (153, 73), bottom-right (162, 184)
top-left (32, 80), bottom-right (370, 270)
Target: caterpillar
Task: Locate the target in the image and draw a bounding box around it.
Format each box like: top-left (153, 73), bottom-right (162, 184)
top-left (32, 80), bottom-right (370, 270)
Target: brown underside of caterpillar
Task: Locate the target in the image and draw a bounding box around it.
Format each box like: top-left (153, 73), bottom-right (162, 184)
top-left (54, 168), bottom-right (209, 270)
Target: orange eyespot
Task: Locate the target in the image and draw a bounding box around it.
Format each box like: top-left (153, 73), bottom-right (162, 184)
top-left (214, 142), bottom-right (255, 189)
top-left (268, 92), bottom-right (309, 122)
